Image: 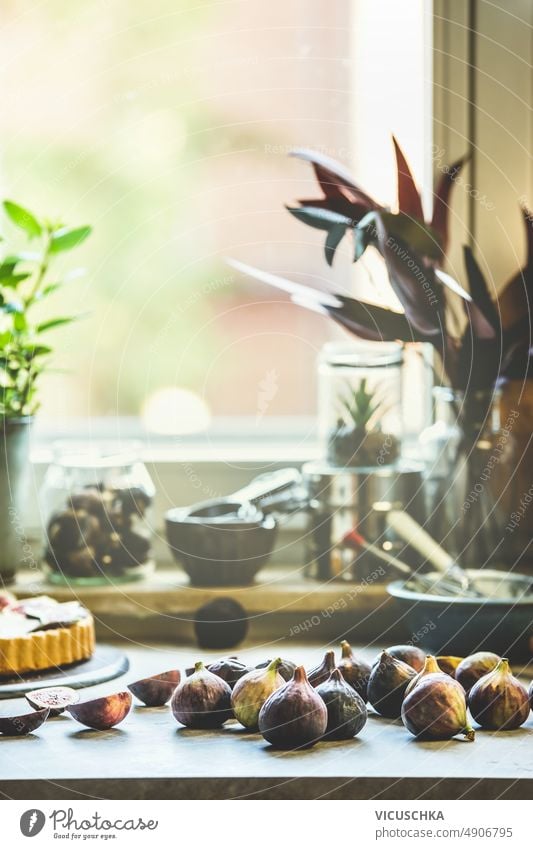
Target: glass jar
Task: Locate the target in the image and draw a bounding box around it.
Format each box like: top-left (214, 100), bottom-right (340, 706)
top-left (40, 442), bottom-right (156, 585)
top-left (318, 340), bottom-right (404, 468)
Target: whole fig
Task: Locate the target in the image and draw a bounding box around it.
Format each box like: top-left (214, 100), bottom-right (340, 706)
top-left (402, 675), bottom-right (475, 741)
top-left (316, 668), bottom-right (367, 740)
top-left (405, 655), bottom-right (451, 697)
top-left (367, 650), bottom-right (417, 718)
top-left (380, 644), bottom-right (426, 672)
top-left (455, 652), bottom-right (500, 693)
top-left (171, 661), bottom-right (232, 728)
top-left (231, 658), bottom-right (285, 730)
top-left (468, 658), bottom-right (530, 730)
top-left (307, 650), bottom-right (336, 688)
top-left (255, 657), bottom-right (296, 682)
top-left (529, 680), bottom-right (533, 712)
top-left (436, 656), bottom-right (463, 677)
top-left (337, 640), bottom-right (371, 702)
top-left (206, 657), bottom-right (251, 688)
top-left (258, 665), bottom-right (327, 749)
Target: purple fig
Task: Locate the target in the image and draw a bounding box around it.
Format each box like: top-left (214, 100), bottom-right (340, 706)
top-left (171, 661), bottom-right (232, 728)
top-left (128, 670), bottom-right (181, 707)
top-left (255, 657), bottom-right (296, 682)
top-left (67, 692), bottom-right (132, 730)
top-left (374, 644), bottom-right (425, 673)
top-left (402, 675), bottom-right (475, 741)
top-left (206, 657), bottom-right (251, 688)
top-left (231, 658), bottom-right (285, 730)
top-left (405, 655), bottom-right (452, 697)
top-left (455, 652), bottom-right (500, 693)
top-left (26, 686), bottom-right (79, 716)
top-left (367, 650), bottom-right (417, 718)
top-left (468, 658), bottom-right (530, 731)
top-left (307, 650), bottom-right (336, 688)
top-left (0, 707), bottom-right (49, 736)
top-left (436, 656), bottom-right (463, 677)
top-left (337, 640), bottom-right (371, 701)
top-left (529, 680), bottom-right (533, 712)
top-left (316, 668), bottom-right (367, 740)
top-left (258, 666), bottom-right (327, 749)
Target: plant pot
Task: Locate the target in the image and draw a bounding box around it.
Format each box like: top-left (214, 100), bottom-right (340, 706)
top-left (0, 417), bottom-right (32, 584)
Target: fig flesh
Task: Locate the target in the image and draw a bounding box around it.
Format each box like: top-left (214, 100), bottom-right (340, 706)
top-left (307, 650), bottom-right (336, 688)
top-left (231, 658), bottom-right (284, 730)
top-left (455, 652), bottom-right (500, 693)
top-left (337, 640), bottom-right (371, 702)
top-left (258, 665), bottom-right (327, 749)
top-left (405, 655), bottom-right (451, 697)
top-left (367, 650), bottom-right (417, 718)
top-left (255, 657), bottom-right (296, 682)
top-left (128, 670), bottom-right (181, 706)
top-left (26, 686), bottom-right (79, 716)
top-left (316, 668), bottom-right (367, 740)
top-left (0, 707), bottom-right (49, 736)
top-left (468, 658), bottom-right (530, 730)
top-left (402, 675), bottom-right (475, 741)
top-left (67, 691), bottom-right (132, 730)
top-left (171, 661), bottom-right (232, 728)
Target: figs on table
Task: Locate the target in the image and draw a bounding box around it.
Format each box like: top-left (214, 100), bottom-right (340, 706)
top-left (26, 686), bottom-right (79, 716)
top-left (171, 661), bottom-right (232, 728)
top-left (380, 644), bottom-right (426, 673)
top-left (468, 658), bottom-right (530, 730)
top-left (455, 652), bottom-right (500, 693)
top-left (0, 707), bottom-right (49, 736)
top-left (367, 650), bottom-right (417, 718)
top-left (405, 655), bottom-right (452, 697)
top-left (67, 691), bottom-right (132, 730)
top-left (231, 658), bottom-right (285, 730)
top-left (258, 665), bottom-right (327, 749)
top-left (402, 675), bottom-right (475, 741)
top-left (337, 640), bottom-right (371, 702)
top-left (316, 668), bottom-right (367, 740)
top-left (128, 670), bottom-right (181, 706)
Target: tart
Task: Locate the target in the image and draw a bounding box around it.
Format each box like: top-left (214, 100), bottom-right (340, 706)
top-left (0, 592), bottom-right (95, 677)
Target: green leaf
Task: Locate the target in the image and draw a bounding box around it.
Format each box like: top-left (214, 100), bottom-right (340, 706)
top-left (50, 225), bottom-right (91, 253)
top-left (3, 200), bottom-right (42, 238)
top-left (36, 316), bottom-right (77, 333)
top-left (13, 313), bottom-right (27, 332)
top-left (324, 224), bottom-right (347, 266)
top-left (286, 206), bottom-right (353, 231)
top-left (0, 272), bottom-right (32, 288)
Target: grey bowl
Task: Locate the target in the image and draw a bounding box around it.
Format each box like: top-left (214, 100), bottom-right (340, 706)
top-left (387, 569), bottom-right (533, 659)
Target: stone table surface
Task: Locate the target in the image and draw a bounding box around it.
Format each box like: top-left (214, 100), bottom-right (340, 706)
top-left (1, 643), bottom-right (533, 800)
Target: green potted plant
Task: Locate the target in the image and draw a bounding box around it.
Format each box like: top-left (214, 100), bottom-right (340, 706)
top-left (0, 200), bottom-right (91, 584)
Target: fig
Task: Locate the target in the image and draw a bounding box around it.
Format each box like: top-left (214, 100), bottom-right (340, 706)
top-left (255, 657), bottom-right (296, 682)
top-left (316, 668), bottom-right (367, 740)
top-left (379, 644), bottom-right (426, 672)
top-left (26, 686), bottom-right (79, 716)
top-left (307, 650), bottom-right (336, 687)
top-left (456, 652), bottom-right (500, 693)
top-left (367, 650), bottom-right (417, 718)
top-left (337, 640), bottom-right (371, 701)
top-left (207, 657), bottom-right (252, 688)
top-left (194, 598), bottom-right (249, 649)
top-left (67, 691), bottom-right (132, 730)
top-left (258, 665), bottom-right (327, 749)
top-left (231, 658), bottom-right (285, 730)
top-left (128, 670), bottom-right (181, 707)
top-left (171, 661), bottom-right (232, 728)
top-left (468, 658), bottom-right (530, 730)
top-left (405, 655), bottom-right (451, 697)
top-left (529, 680), bottom-right (533, 712)
top-left (436, 656), bottom-right (464, 677)
top-left (0, 707), bottom-right (49, 736)
top-left (402, 675), bottom-right (475, 741)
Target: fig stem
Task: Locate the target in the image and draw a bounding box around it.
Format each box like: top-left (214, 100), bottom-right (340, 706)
top-left (463, 726), bottom-right (475, 742)
top-left (341, 640), bottom-right (352, 658)
top-left (266, 657), bottom-right (282, 674)
top-left (194, 661), bottom-right (205, 673)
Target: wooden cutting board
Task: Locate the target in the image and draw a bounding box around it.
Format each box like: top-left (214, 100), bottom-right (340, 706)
top-left (0, 644), bottom-right (129, 699)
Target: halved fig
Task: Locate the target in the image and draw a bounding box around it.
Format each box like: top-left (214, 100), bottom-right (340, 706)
top-left (0, 707), bottom-right (49, 736)
top-left (26, 686), bottom-right (80, 716)
top-left (67, 691), bottom-right (132, 730)
top-left (128, 670), bottom-right (181, 706)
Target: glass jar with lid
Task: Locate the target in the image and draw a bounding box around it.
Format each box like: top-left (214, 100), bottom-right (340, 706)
top-left (40, 442), bottom-right (155, 584)
top-left (318, 340), bottom-right (404, 468)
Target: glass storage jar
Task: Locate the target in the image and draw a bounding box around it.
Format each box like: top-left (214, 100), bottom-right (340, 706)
top-left (318, 340), bottom-right (404, 469)
top-left (40, 442), bottom-right (155, 585)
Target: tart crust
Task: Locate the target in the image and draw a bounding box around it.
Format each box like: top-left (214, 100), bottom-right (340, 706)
top-left (0, 614), bottom-right (95, 677)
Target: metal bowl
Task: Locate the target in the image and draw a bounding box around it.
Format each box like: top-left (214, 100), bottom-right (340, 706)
top-left (387, 569), bottom-right (533, 658)
top-left (165, 501), bottom-right (277, 587)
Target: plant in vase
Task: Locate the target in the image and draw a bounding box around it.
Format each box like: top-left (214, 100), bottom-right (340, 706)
top-left (230, 138), bottom-right (532, 565)
top-left (0, 200), bottom-right (91, 583)
top-left (328, 378), bottom-right (399, 467)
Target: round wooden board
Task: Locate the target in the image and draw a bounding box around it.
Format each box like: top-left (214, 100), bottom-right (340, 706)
top-left (0, 645), bottom-right (129, 699)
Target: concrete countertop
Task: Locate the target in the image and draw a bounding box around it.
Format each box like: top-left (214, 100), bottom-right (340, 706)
top-left (1, 643), bottom-right (533, 800)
